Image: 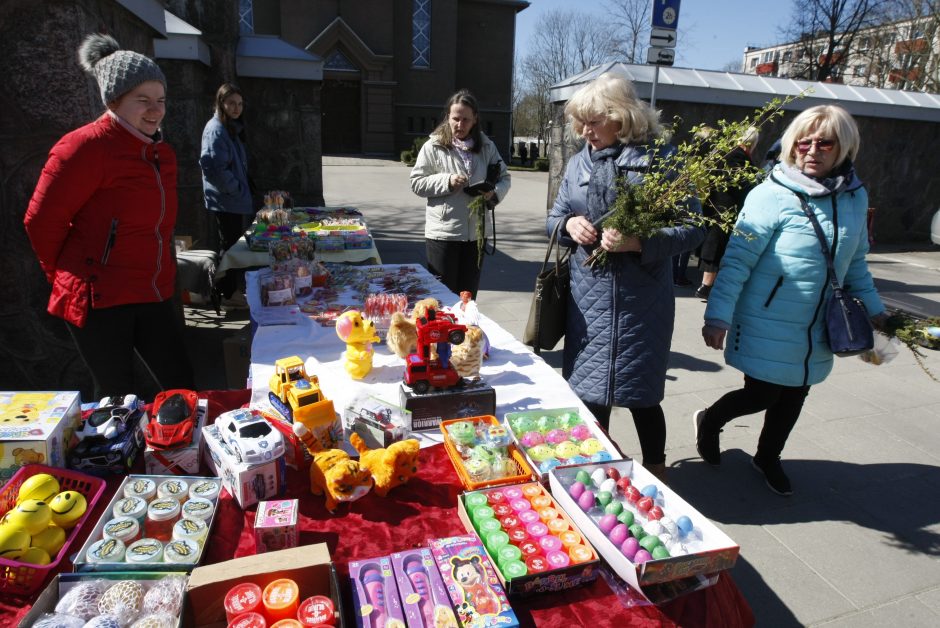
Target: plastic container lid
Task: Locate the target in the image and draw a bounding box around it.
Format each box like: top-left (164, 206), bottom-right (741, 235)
top-left (182, 497), bottom-right (215, 521)
top-left (86, 537), bottom-right (126, 563)
top-left (147, 498), bottom-right (181, 522)
top-left (262, 578), bottom-right (299, 622)
top-left (125, 538), bottom-right (164, 563)
top-left (464, 492), bottom-right (488, 509)
top-left (501, 559), bottom-right (528, 580)
top-left (123, 478), bottom-right (157, 501)
top-left (225, 582), bottom-right (263, 623)
top-left (270, 621), bottom-right (303, 628)
top-left (164, 538), bottom-right (199, 564)
top-left (112, 496), bottom-right (147, 521)
top-left (102, 516), bottom-right (141, 544)
top-left (189, 479), bottom-right (221, 502)
top-left (297, 595), bottom-right (336, 626)
top-left (173, 517), bottom-right (208, 544)
top-left (497, 544), bottom-right (522, 564)
top-left (228, 612), bottom-right (267, 628)
top-left (157, 479), bottom-right (190, 502)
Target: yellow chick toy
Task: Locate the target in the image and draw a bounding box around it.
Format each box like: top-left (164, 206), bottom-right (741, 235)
top-left (335, 310), bottom-right (380, 380)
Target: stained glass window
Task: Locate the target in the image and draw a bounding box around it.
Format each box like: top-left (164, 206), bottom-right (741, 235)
top-left (412, 0), bottom-right (431, 68)
top-left (239, 0), bottom-right (254, 35)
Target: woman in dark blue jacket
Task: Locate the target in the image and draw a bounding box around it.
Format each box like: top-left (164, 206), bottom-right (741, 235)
top-left (695, 105), bottom-right (886, 496)
top-left (199, 83), bottom-right (252, 302)
top-left (547, 73), bottom-right (704, 481)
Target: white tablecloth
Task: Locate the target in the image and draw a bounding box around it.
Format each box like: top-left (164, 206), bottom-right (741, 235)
top-left (245, 265), bottom-right (592, 447)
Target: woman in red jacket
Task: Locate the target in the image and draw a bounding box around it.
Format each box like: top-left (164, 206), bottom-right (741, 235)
top-left (24, 33), bottom-right (194, 398)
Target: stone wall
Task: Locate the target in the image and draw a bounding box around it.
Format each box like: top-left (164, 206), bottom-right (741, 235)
top-left (548, 99), bottom-right (940, 243)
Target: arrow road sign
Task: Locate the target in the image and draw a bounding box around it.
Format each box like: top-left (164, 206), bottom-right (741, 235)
top-left (651, 0), bottom-right (681, 30)
top-left (650, 27), bottom-right (677, 48)
top-left (647, 46), bottom-right (675, 66)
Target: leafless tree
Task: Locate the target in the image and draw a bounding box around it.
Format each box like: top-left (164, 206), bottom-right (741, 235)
top-left (873, 0), bottom-right (940, 91)
top-left (605, 0), bottom-right (651, 62)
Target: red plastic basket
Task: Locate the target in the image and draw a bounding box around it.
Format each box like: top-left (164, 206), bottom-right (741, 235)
top-left (0, 464), bottom-right (106, 597)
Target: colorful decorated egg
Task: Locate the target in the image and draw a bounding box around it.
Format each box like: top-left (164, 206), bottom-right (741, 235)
top-left (598, 513), bottom-right (618, 534)
top-left (598, 478), bottom-right (617, 494)
top-left (621, 537), bottom-right (640, 560)
top-left (590, 468), bottom-right (607, 487)
top-left (579, 438), bottom-right (604, 456)
top-left (569, 424), bottom-right (592, 441)
top-left (511, 416), bottom-right (537, 434)
top-left (554, 441), bottom-right (580, 460)
top-left (538, 459), bottom-right (561, 473)
top-left (590, 451), bottom-right (613, 463)
top-left (606, 468), bottom-right (621, 481)
top-left (519, 431), bottom-right (544, 448)
top-left (527, 444), bottom-right (555, 463)
top-left (536, 415), bottom-right (560, 432)
top-left (609, 523), bottom-right (629, 546)
top-left (647, 505), bottom-right (664, 521)
top-left (568, 481), bottom-right (586, 500)
top-left (634, 549), bottom-right (653, 564)
top-left (577, 490), bottom-right (596, 511)
top-left (575, 469), bottom-right (593, 486)
top-left (557, 412), bottom-right (582, 429)
top-left (545, 429), bottom-right (569, 445)
top-left (676, 515), bottom-right (693, 536)
top-left (569, 455), bottom-right (590, 465)
top-left (640, 484), bottom-right (658, 499)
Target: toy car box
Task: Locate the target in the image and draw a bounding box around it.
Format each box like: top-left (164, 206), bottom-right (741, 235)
top-left (503, 407), bottom-right (623, 483)
top-left (144, 398), bottom-right (208, 475)
top-left (348, 554), bottom-right (406, 628)
top-left (399, 380), bottom-right (496, 431)
top-left (186, 543), bottom-right (344, 627)
top-left (549, 459), bottom-right (739, 602)
top-left (456, 482), bottom-right (599, 596)
top-left (427, 534), bottom-right (519, 627)
top-left (19, 571), bottom-right (188, 627)
top-left (343, 394), bottom-right (412, 449)
top-left (202, 422), bottom-right (286, 509)
top-left (73, 474), bottom-right (222, 573)
top-left (389, 548), bottom-right (457, 628)
top-left (254, 498), bottom-right (299, 553)
top-left (0, 391), bottom-right (81, 479)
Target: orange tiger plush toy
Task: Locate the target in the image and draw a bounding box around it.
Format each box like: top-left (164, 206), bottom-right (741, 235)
top-left (293, 423), bottom-right (373, 512)
top-left (349, 432), bottom-right (420, 497)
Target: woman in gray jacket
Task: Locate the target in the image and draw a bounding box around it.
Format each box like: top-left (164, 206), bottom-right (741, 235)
top-left (199, 83), bottom-right (252, 302)
top-left (410, 90), bottom-right (510, 297)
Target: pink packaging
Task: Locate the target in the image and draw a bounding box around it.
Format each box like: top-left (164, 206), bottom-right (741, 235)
top-left (253, 499), bottom-right (298, 552)
top-left (390, 548), bottom-right (457, 627)
top-left (428, 535), bottom-right (519, 628)
top-left (348, 555), bottom-right (406, 628)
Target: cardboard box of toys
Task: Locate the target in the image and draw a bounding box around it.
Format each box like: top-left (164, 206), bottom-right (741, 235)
top-left (19, 571), bottom-right (188, 627)
top-left (202, 421), bottom-right (287, 509)
top-left (254, 499), bottom-right (299, 553)
top-left (399, 380), bottom-right (495, 431)
top-left (347, 554), bottom-right (406, 628)
top-left (504, 407), bottom-right (623, 483)
top-left (186, 543), bottom-right (343, 627)
top-left (144, 398), bottom-right (208, 475)
top-left (549, 459), bottom-right (739, 603)
top-left (343, 394), bottom-right (412, 449)
top-left (456, 482), bottom-right (599, 596)
top-left (0, 391), bottom-right (81, 479)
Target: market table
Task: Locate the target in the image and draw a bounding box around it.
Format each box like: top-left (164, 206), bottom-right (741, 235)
top-left (216, 235), bottom-right (381, 280)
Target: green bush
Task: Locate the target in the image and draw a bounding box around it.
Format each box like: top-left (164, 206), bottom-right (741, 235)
top-left (535, 158), bottom-right (549, 172)
top-left (400, 149), bottom-right (415, 165)
top-left (412, 136), bottom-right (429, 153)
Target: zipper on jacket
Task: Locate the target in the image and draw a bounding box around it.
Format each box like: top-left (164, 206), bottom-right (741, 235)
top-left (606, 268), bottom-right (618, 407)
top-left (143, 144), bottom-right (166, 298)
top-left (101, 219), bottom-right (118, 265)
top-left (763, 276), bottom-right (784, 307)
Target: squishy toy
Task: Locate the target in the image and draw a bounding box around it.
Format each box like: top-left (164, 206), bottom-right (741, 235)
top-left (5, 499), bottom-right (52, 535)
top-left (293, 423), bottom-right (373, 512)
top-left (0, 525), bottom-right (30, 560)
top-left (335, 310), bottom-right (380, 379)
top-left (17, 473), bottom-right (60, 504)
top-left (349, 432), bottom-right (420, 497)
top-left (49, 490), bottom-right (88, 528)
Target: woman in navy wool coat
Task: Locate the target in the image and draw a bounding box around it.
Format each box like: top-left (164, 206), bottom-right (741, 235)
top-left (547, 73), bottom-right (704, 482)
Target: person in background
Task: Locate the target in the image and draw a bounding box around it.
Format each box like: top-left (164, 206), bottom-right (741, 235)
top-left (199, 83), bottom-right (253, 309)
top-left (24, 33), bottom-right (195, 399)
top-left (547, 72), bottom-right (705, 482)
top-left (410, 90), bottom-right (511, 298)
top-left (695, 125), bottom-right (760, 300)
top-left (694, 105), bottom-right (887, 496)
top-left (519, 143), bottom-right (529, 166)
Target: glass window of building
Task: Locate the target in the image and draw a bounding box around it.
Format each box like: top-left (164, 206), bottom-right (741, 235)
top-left (239, 0), bottom-right (254, 34)
top-left (412, 0), bottom-right (432, 68)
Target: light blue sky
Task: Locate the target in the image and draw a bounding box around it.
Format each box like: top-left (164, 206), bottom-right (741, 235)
top-left (515, 0), bottom-right (794, 71)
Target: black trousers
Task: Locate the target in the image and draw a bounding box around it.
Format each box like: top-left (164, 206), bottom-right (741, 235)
top-left (584, 401), bottom-right (667, 466)
top-left (702, 375), bottom-right (811, 461)
top-left (214, 212), bottom-right (250, 298)
top-left (67, 300), bottom-right (195, 399)
top-left (425, 239), bottom-right (483, 299)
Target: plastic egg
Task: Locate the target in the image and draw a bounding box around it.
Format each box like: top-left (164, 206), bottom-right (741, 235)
top-left (5, 499), bottom-right (52, 535)
top-left (536, 415), bottom-right (560, 432)
top-left (624, 486), bottom-right (641, 504)
top-left (647, 505), bottom-right (664, 521)
top-left (652, 545), bottom-right (671, 560)
top-left (640, 484), bottom-right (659, 499)
top-left (596, 491), bottom-right (613, 507)
top-left (629, 524), bottom-right (646, 540)
top-left (18, 546), bottom-right (51, 565)
top-left (617, 510), bottom-right (634, 527)
top-left (639, 535), bottom-right (662, 552)
top-left (636, 496), bottom-right (654, 513)
top-left (590, 468), bottom-right (607, 487)
top-left (545, 428), bottom-right (569, 445)
top-left (557, 412), bottom-right (582, 429)
top-left (579, 438), bottom-right (604, 456)
top-left (538, 459), bottom-right (561, 473)
top-left (17, 473), bottom-right (60, 504)
top-left (590, 451), bottom-right (613, 462)
top-left (616, 477), bottom-right (632, 493)
top-left (604, 501), bottom-right (623, 516)
top-left (519, 431), bottom-right (544, 448)
top-left (0, 525), bottom-right (30, 559)
top-left (660, 517), bottom-right (678, 537)
top-left (554, 441), bottom-right (581, 460)
top-left (31, 524), bottom-right (66, 556)
top-left (643, 521), bottom-right (666, 537)
top-left (577, 490), bottom-right (596, 511)
top-left (569, 424), bottom-right (592, 441)
top-left (49, 491), bottom-right (87, 529)
top-left (634, 549), bottom-right (653, 564)
top-left (575, 469), bottom-right (593, 487)
top-left (568, 481), bottom-right (586, 500)
top-left (608, 523), bottom-right (629, 546)
top-left (527, 444), bottom-right (555, 463)
top-left (598, 513), bottom-right (618, 534)
top-left (511, 416), bottom-right (537, 434)
top-left (676, 515), bottom-right (694, 536)
top-left (606, 468), bottom-right (621, 481)
top-left (620, 537), bottom-right (640, 560)
top-left (599, 478), bottom-right (617, 494)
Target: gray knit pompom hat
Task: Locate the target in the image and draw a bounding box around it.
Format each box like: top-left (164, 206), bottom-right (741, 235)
top-left (78, 33), bottom-right (166, 105)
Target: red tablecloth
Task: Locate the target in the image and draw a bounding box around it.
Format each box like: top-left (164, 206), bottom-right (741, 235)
top-left (1, 390), bottom-right (754, 627)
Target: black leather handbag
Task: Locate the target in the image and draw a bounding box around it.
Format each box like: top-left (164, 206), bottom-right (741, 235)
top-left (797, 194), bottom-right (874, 356)
top-left (523, 220), bottom-right (570, 354)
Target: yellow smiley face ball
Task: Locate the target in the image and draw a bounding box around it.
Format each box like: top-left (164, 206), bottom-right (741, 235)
top-left (17, 473), bottom-right (60, 504)
top-left (31, 524), bottom-right (67, 557)
top-left (49, 491), bottom-right (87, 529)
top-left (0, 525), bottom-right (30, 560)
top-left (5, 499), bottom-right (52, 535)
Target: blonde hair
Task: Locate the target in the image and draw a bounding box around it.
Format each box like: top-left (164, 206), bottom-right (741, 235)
top-left (739, 125), bottom-right (760, 149)
top-left (780, 105), bottom-right (859, 167)
top-left (565, 72), bottom-right (663, 144)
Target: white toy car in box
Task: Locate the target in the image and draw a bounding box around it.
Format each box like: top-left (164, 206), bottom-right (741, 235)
top-left (77, 394), bottom-right (142, 441)
top-left (216, 408), bottom-right (285, 464)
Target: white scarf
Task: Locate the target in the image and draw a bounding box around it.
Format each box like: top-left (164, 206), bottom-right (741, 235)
top-left (452, 136), bottom-right (475, 177)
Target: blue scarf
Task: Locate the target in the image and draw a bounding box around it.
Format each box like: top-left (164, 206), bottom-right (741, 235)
top-left (586, 143), bottom-right (625, 224)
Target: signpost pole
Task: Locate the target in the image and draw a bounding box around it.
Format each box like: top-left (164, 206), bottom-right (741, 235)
top-left (651, 65), bottom-right (660, 108)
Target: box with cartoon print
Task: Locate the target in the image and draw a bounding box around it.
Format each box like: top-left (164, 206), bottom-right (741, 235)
top-left (0, 391), bottom-right (81, 479)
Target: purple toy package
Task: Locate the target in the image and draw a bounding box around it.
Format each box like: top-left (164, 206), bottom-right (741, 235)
top-left (390, 548), bottom-right (459, 628)
top-left (428, 535), bottom-right (519, 628)
top-left (348, 554), bottom-right (407, 628)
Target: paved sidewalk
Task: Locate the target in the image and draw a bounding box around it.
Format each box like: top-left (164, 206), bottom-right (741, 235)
top-left (319, 157), bottom-right (940, 626)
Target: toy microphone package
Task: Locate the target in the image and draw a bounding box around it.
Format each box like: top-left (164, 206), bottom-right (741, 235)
top-left (428, 535), bottom-right (519, 628)
top-left (389, 548), bottom-right (457, 627)
top-left (348, 554), bottom-right (406, 628)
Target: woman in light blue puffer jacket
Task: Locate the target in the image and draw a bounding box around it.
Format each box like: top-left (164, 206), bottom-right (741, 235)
top-left (694, 105), bottom-right (887, 496)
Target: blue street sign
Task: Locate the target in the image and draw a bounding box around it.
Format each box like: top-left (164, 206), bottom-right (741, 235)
top-left (651, 0), bottom-right (681, 30)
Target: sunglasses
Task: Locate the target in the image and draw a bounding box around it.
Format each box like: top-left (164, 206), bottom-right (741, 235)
top-left (796, 138), bottom-right (836, 153)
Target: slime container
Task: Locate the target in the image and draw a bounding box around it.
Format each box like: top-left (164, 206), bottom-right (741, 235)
top-left (101, 516), bottom-right (141, 545)
top-left (173, 517), bottom-right (209, 545)
top-left (86, 538), bottom-right (126, 563)
top-left (225, 582), bottom-right (264, 623)
top-left (123, 478), bottom-right (157, 502)
top-left (112, 496), bottom-right (148, 525)
top-left (263, 578), bottom-right (299, 623)
top-left (157, 479), bottom-right (189, 503)
top-left (478, 518), bottom-right (503, 537)
top-left (189, 479), bottom-right (221, 502)
top-left (182, 497), bottom-right (215, 522)
top-left (297, 595), bottom-right (336, 626)
top-left (529, 495), bottom-right (553, 510)
top-left (228, 612), bottom-right (267, 628)
top-left (125, 538), bottom-right (164, 564)
top-left (146, 498), bottom-right (181, 542)
top-left (270, 620), bottom-right (303, 628)
top-left (547, 518), bottom-right (570, 536)
top-left (501, 560), bottom-right (528, 580)
top-left (497, 544), bottom-right (523, 565)
top-left (464, 492), bottom-right (488, 509)
top-left (164, 538), bottom-right (200, 564)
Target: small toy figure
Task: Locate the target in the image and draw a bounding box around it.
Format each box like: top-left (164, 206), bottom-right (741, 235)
top-left (335, 310), bottom-right (380, 379)
top-left (386, 297), bottom-right (441, 358)
top-left (349, 432), bottom-right (420, 497)
top-left (450, 555), bottom-right (501, 617)
top-left (451, 291), bottom-right (480, 326)
top-left (293, 423), bottom-right (373, 512)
